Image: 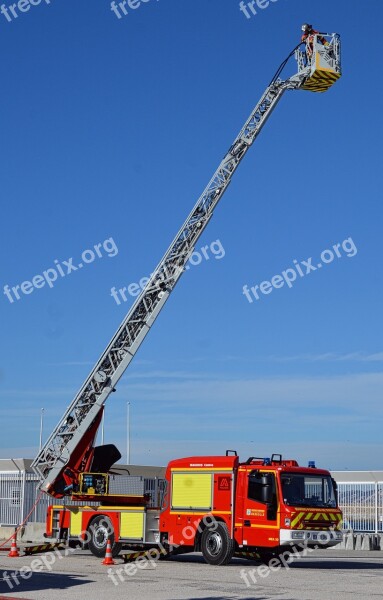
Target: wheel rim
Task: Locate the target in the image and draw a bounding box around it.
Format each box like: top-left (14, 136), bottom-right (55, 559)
top-left (206, 532), bottom-right (223, 557)
top-left (93, 524), bottom-right (109, 550)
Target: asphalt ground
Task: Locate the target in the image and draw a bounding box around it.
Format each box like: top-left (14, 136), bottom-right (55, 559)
top-left (0, 549), bottom-right (382, 600)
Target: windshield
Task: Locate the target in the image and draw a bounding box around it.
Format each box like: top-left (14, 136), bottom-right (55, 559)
top-left (280, 473), bottom-right (337, 508)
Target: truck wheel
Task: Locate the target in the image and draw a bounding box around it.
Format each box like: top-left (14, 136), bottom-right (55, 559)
top-left (201, 522), bottom-right (235, 566)
top-left (88, 515), bottom-right (122, 558)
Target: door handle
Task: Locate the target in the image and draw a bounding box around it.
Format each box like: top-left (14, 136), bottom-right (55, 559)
top-left (244, 520), bottom-right (251, 527)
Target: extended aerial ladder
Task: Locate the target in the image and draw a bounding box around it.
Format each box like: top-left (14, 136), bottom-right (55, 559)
top-left (32, 33), bottom-right (341, 499)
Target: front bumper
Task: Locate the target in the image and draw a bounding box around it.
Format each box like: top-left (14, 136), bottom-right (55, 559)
top-left (280, 528), bottom-right (343, 547)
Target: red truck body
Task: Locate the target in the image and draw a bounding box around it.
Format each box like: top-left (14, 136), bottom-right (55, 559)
top-left (46, 453), bottom-right (342, 564)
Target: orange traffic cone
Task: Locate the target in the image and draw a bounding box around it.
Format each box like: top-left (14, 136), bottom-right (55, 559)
top-left (8, 532), bottom-right (20, 558)
top-left (102, 538), bottom-right (115, 565)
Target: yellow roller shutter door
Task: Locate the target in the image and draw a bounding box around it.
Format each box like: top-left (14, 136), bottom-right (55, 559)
top-left (171, 473), bottom-right (212, 510)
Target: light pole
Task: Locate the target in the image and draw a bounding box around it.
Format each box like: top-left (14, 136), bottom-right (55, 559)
top-left (127, 402), bottom-right (131, 464)
top-left (39, 408), bottom-right (44, 451)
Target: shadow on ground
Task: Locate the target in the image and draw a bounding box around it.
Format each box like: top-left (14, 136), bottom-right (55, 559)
top-left (167, 552), bottom-right (383, 571)
top-left (0, 571), bottom-right (91, 595)
top-left (167, 597), bottom-right (272, 600)
top-left (290, 558), bottom-right (383, 570)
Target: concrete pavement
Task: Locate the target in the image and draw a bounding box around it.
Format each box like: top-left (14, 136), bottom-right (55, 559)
top-left (0, 549), bottom-right (382, 599)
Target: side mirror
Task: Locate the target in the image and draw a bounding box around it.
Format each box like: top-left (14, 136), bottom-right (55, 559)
top-left (260, 474), bottom-right (273, 504)
top-left (331, 478), bottom-right (338, 504)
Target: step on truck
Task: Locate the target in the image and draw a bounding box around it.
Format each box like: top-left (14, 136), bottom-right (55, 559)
top-left (46, 452), bottom-right (343, 565)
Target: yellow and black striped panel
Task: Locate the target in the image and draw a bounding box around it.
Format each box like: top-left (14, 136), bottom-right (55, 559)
top-left (122, 549), bottom-right (167, 563)
top-left (24, 542), bottom-right (65, 555)
top-left (302, 70), bottom-right (341, 93)
top-left (291, 511), bottom-right (342, 530)
top-left (122, 551), bottom-right (150, 562)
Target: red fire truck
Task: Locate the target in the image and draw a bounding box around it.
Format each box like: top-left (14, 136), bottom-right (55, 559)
top-left (46, 452), bottom-right (342, 565)
top-left (33, 31), bottom-right (343, 566)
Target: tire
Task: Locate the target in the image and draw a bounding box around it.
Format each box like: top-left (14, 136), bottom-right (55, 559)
top-left (201, 522), bottom-right (235, 566)
top-left (88, 515), bottom-right (122, 558)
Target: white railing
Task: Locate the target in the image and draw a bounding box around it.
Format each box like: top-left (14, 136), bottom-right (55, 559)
top-left (338, 482), bottom-right (383, 533)
top-left (0, 471), bottom-right (166, 527)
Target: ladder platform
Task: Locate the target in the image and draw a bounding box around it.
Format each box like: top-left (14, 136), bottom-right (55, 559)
top-left (301, 36), bottom-right (341, 93)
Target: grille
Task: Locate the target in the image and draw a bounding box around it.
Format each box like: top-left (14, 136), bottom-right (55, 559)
top-left (108, 475), bottom-right (145, 496)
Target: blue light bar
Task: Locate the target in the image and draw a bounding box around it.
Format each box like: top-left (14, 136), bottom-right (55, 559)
top-left (264, 457), bottom-right (271, 466)
top-left (308, 460), bottom-right (316, 468)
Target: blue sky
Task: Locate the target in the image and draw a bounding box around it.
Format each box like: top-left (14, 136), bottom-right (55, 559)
top-left (1, 0), bottom-right (382, 471)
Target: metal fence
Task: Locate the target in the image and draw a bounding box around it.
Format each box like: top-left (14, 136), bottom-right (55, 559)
top-left (0, 472), bottom-right (24, 526)
top-left (0, 471), bottom-right (166, 527)
top-left (337, 482), bottom-right (383, 533)
top-left (0, 472), bottom-right (55, 526)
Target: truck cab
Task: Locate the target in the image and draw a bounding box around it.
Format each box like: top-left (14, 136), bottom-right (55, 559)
top-left (234, 456), bottom-right (342, 555)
